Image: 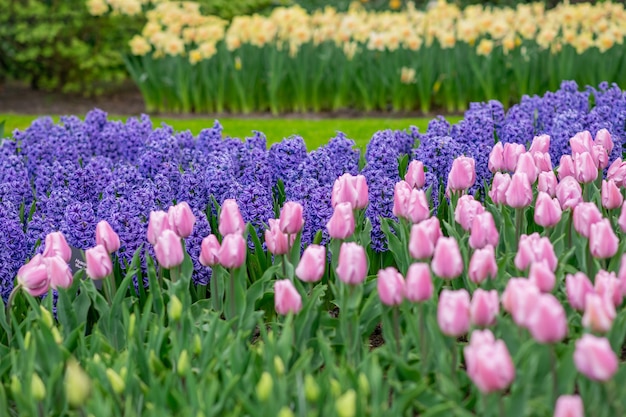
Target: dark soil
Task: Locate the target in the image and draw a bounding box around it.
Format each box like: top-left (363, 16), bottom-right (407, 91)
top-left (0, 81), bottom-right (462, 119)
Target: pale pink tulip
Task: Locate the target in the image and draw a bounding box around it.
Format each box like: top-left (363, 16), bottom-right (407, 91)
top-left (455, 195), bottom-right (485, 231)
top-left (335, 242), bottom-right (367, 285)
top-left (515, 233), bottom-right (558, 272)
top-left (503, 143), bottom-right (525, 172)
top-left (505, 173), bottom-right (533, 208)
top-left (554, 395), bottom-right (584, 417)
top-left (447, 156), bottom-right (476, 192)
top-left (17, 254), bottom-right (50, 297)
top-left (274, 279), bottom-right (302, 315)
top-left (534, 192), bottom-right (562, 228)
top-left (515, 152), bottom-right (539, 184)
top-left (405, 160), bottom-right (426, 189)
top-left (279, 201), bottom-right (304, 235)
top-left (556, 176), bottom-right (583, 210)
top-left (218, 199), bottom-right (245, 236)
top-left (526, 293), bottom-right (567, 343)
top-left (537, 171), bottom-right (558, 197)
top-left (147, 211), bottom-right (172, 246)
top-left (295, 244), bottom-right (326, 283)
top-left (601, 179), bottom-right (623, 210)
top-left (529, 134), bottom-right (550, 154)
top-left (573, 202), bottom-right (603, 238)
top-left (199, 234), bottom-right (221, 267)
top-left (265, 219), bottom-right (290, 255)
top-left (408, 217), bottom-right (441, 259)
top-left (595, 270), bottom-right (623, 308)
top-left (431, 237), bottom-right (463, 279)
top-left (95, 220), bottom-right (120, 254)
top-left (595, 129), bottom-right (613, 154)
top-left (154, 229), bottom-right (184, 269)
top-left (574, 152), bottom-right (598, 184)
top-left (405, 263), bottom-right (433, 302)
top-left (469, 211), bottom-right (499, 250)
top-left (377, 267), bottom-right (405, 306)
top-left (489, 172), bottom-right (511, 205)
top-left (488, 142), bottom-right (505, 173)
top-left (582, 293), bottom-right (615, 333)
top-left (470, 289), bottom-right (499, 327)
top-left (528, 261), bottom-right (556, 292)
top-left (468, 245), bottom-right (498, 284)
top-left (566, 272), bottom-right (594, 311)
top-left (589, 219), bottom-right (618, 259)
top-left (437, 289), bottom-right (470, 337)
top-left (464, 329), bottom-right (515, 394)
top-left (501, 278), bottom-right (541, 328)
top-left (557, 155), bottom-right (576, 181)
top-left (326, 202), bottom-right (355, 240)
top-left (607, 158), bottom-right (626, 187)
top-left (42, 231), bottom-right (72, 263)
top-left (217, 233), bottom-right (246, 269)
top-left (167, 202), bottom-right (196, 238)
top-left (573, 334), bottom-right (618, 382)
top-left (85, 245), bottom-right (113, 280)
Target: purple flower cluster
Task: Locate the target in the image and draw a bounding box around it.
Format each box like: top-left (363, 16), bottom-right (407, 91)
top-left (2, 80), bottom-right (626, 300)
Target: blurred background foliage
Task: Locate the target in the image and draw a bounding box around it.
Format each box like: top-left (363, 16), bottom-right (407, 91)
top-left (0, 0), bottom-right (601, 96)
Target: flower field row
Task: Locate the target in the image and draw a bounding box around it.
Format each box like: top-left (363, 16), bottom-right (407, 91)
top-left (2, 81), bottom-right (626, 415)
top-left (92, 1), bottom-right (626, 113)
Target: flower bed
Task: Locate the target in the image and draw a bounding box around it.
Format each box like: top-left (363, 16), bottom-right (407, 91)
top-left (2, 80), bottom-right (626, 415)
top-left (95, 1), bottom-right (626, 113)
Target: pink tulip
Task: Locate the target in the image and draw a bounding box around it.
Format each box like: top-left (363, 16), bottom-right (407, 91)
top-left (447, 156), bottom-right (476, 192)
top-left (274, 279), bottom-right (302, 315)
top-left (199, 234), bottom-right (221, 267)
top-left (463, 329), bottom-right (515, 394)
top-left (489, 172), bottom-right (511, 205)
top-left (326, 202), bottom-right (355, 239)
top-left (529, 134), bottom-right (551, 154)
top-left (533, 152), bottom-right (553, 173)
top-left (505, 173), bottom-right (533, 208)
top-left (405, 263), bottom-right (433, 302)
top-left (595, 129), bottom-right (613, 154)
top-left (217, 233), bottom-right (246, 269)
top-left (331, 173), bottom-right (369, 210)
top-left (279, 201), bottom-right (304, 235)
top-left (469, 211), bottom-right (499, 250)
top-left (95, 220), bottom-right (120, 254)
top-left (468, 245), bottom-right (498, 284)
top-left (537, 171), bottom-right (558, 197)
top-left (529, 261), bottom-right (556, 292)
top-left (470, 289), bottom-right (499, 327)
top-left (619, 254), bottom-right (626, 296)
top-left (405, 160), bottom-right (426, 189)
top-left (393, 181), bottom-right (430, 223)
top-left (335, 242), bottom-right (367, 285)
top-left (17, 254), bottom-right (50, 297)
top-left (595, 270), bottom-right (622, 308)
top-left (574, 152), bottom-right (598, 184)
top-left (566, 272), bottom-right (594, 311)
top-left (557, 155), bottom-right (576, 181)
top-left (147, 211), bottom-right (172, 246)
top-left (534, 192), bottom-right (562, 228)
top-left (431, 237), bottom-right (464, 279)
top-left (408, 217), bottom-right (441, 259)
top-left (515, 152), bottom-right (539, 183)
top-left (601, 179), bottom-right (623, 210)
top-left (570, 131), bottom-right (594, 155)
top-left (168, 202), bottom-right (196, 238)
top-left (503, 143), bottom-right (525, 172)
top-left (377, 267), bottom-right (405, 306)
top-left (85, 245), bottom-right (113, 280)
top-left (619, 203), bottom-right (626, 233)
top-left (265, 219), bottom-right (290, 255)
top-left (554, 395), bottom-right (584, 417)
top-left (556, 176), bottom-right (583, 210)
top-left (154, 229), bottom-right (184, 269)
top-left (573, 334), bottom-right (618, 381)
top-left (573, 202), bottom-right (603, 238)
top-left (437, 289), bottom-right (470, 337)
top-left (42, 231), bottom-right (72, 263)
top-left (44, 255), bottom-right (73, 289)
top-left (501, 278), bottom-right (541, 328)
top-left (527, 293), bottom-right (567, 343)
top-left (589, 219), bottom-right (618, 259)
top-left (295, 244), bottom-right (326, 283)
top-left (593, 144), bottom-right (609, 170)
top-left (607, 158), bottom-right (626, 187)
top-left (582, 293), bottom-right (615, 333)
top-left (454, 195), bottom-right (485, 231)
top-left (218, 199), bottom-right (245, 236)
top-left (515, 233), bottom-right (558, 272)
top-left (488, 142), bottom-right (505, 173)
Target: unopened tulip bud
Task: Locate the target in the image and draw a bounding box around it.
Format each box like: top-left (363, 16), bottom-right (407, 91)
top-left (10, 375), bottom-right (21, 398)
top-left (278, 407), bottom-right (295, 417)
top-left (31, 373), bottom-right (46, 401)
top-left (327, 202), bottom-right (355, 239)
top-left (199, 234), bottom-right (221, 266)
top-left (154, 229), bottom-right (184, 269)
top-left (168, 202), bottom-right (196, 238)
top-left (42, 231), bottom-right (72, 263)
top-left (279, 201), bottom-right (304, 234)
top-left (65, 358), bottom-right (92, 408)
top-left (219, 199), bottom-right (245, 236)
top-left (358, 373), bottom-right (370, 396)
top-left (274, 356), bottom-right (285, 376)
top-left (405, 160), bottom-right (426, 188)
top-left (405, 263), bottom-right (433, 302)
top-left (295, 244), bottom-right (325, 282)
top-left (147, 211), bottom-right (171, 246)
top-left (95, 220), bottom-right (120, 253)
top-left (602, 179), bottom-right (623, 210)
top-left (377, 267), bottom-right (405, 306)
top-left (256, 372), bottom-right (273, 402)
top-left (193, 334), bottom-right (202, 355)
top-left (218, 233), bottom-right (246, 269)
top-left (589, 219), bottom-right (619, 259)
top-left (335, 389), bottom-right (357, 417)
top-left (305, 375), bottom-right (320, 402)
top-left (128, 313), bottom-right (136, 338)
top-left (177, 350), bottom-right (190, 376)
top-left (40, 306), bottom-right (54, 328)
top-left (106, 369), bottom-right (126, 394)
top-left (85, 244), bottom-right (113, 280)
top-left (168, 295), bottom-right (183, 322)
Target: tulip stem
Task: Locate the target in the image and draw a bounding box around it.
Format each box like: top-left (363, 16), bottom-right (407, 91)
top-left (419, 303), bottom-right (427, 374)
top-left (5, 284), bottom-right (21, 344)
top-left (103, 276), bottom-right (113, 307)
top-left (514, 208), bottom-right (524, 250)
top-left (229, 268), bottom-right (236, 324)
top-left (498, 393), bottom-right (505, 417)
top-left (586, 247), bottom-right (595, 279)
top-left (607, 380), bottom-right (624, 417)
top-left (550, 344), bottom-right (558, 406)
top-left (282, 255), bottom-right (288, 281)
top-left (392, 307), bottom-right (401, 357)
top-left (450, 337), bottom-right (457, 385)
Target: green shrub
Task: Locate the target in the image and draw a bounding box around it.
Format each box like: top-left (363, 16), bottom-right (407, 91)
top-left (0, 0), bottom-right (141, 95)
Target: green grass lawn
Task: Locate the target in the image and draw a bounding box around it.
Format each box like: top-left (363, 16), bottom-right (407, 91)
top-left (0, 113), bottom-right (462, 150)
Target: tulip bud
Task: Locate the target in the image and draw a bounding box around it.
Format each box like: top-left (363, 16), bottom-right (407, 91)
top-left (279, 201), bottom-right (304, 234)
top-left (405, 263), bottom-right (433, 302)
top-left (358, 373), bottom-right (370, 396)
top-left (147, 211), bottom-right (171, 246)
top-left (10, 375), bottom-right (21, 398)
top-left (168, 295), bottom-right (183, 322)
top-left (40, 306), bottom-right (54, 328)
top-left (95, 220), bottom-right (121, 253)
top-left (193, 334), bottom-right (202, 355)
top-left (330, 379), bottom-right (342, 397)
top-left (327, 202), bottom-right (355, 240)
top-left (24, 331), bottom-right (32, 349)
top-left (199, 234), bottom-right (221, 267)
top-left (168, 202), bottom-right (196, 238)
top-left (278, 407), bottom-right (294, 417)
top-left (274, 280), bottom-right (302, 315)
top-left (218, 199), bottom-right (245, 236)
top-left (217, 233), bottom-right (246, 269)
top-left (106, 369), bottom-right (126, 394)
top-left (154, 229), bottom-right (184, 269)
top-left (304, 375), bottom-right (320, 402)
top-left (52, 327), bottom-right (63, 344)
top-left (256, 372), bottom-right (273, 402)
top-left (274, 356), bottom-right (285, 376)
top-left (335, 389), bottom-right (357, 417)
top-left (405, 160), bottom-right (426, 188)
top-left (431, 237), bottom-right (463, 279)
top-left (336, 242), bottom-right (367, 285)
top-left (447, 156), bottom-right (476, 192)
top-left (574, 334), bottom-right (618, 381)
top-left (177, 350), bottom-right (190, 376)
top-left (377, 267), bottom-right (405, 306)
top-left (85, 245), bottom-right (113, 280)
top-left (42, 231), bottom-right (72, 263)
top-left (295, 244), bottom-right (326, 282)
top-left (65, 358), bottom-right (92, 408)
top-left (31, 373), bottom-right (46, 401)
